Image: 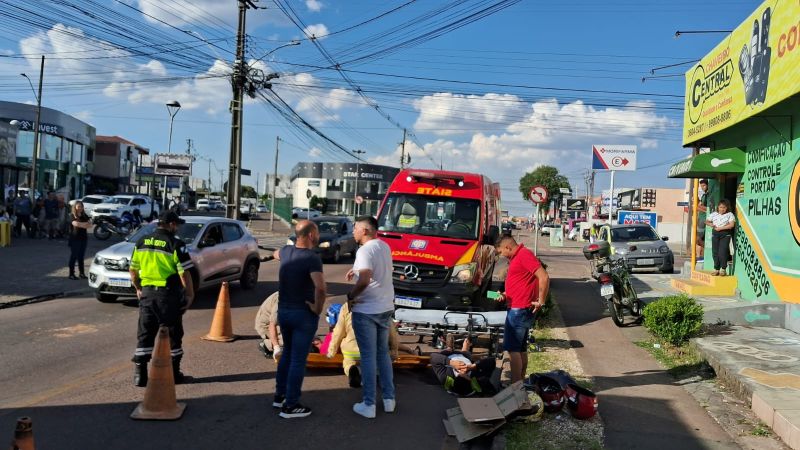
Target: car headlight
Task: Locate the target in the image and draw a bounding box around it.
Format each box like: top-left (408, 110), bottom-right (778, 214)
top-left (286, 239), bottom-right (295, 246)
top-left (450, 262), bottom-right (476, 283)
top-left (94, 255), bottom-right (107, 265)
top-left (319, 241), bottom-right (330, 248)
top-left (659, 246), bottom-right (670, 253)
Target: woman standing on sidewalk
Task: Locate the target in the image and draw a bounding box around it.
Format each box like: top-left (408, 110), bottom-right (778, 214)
top-left (67, 201), bottom-right (92, 280)
top-left (705, 199), bottom-right (735, 276)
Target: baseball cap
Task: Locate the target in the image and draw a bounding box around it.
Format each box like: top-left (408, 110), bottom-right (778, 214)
top-left (158, 210), bottom-right (185, 225)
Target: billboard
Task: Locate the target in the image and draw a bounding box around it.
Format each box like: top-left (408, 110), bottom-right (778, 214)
top-left (591, 145), bottom-right (637, 171)
top-left (155, 154), bottom-right (192, 176)
top-left (566, 199), bottom-right (587, 211)
top-left (683, 0), bottom-right (800, 144)
top-left (617, 210), bottom-right (658, 228)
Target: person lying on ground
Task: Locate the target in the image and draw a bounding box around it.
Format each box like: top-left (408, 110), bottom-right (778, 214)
top-left (430, 338), bottom-right (497, 397)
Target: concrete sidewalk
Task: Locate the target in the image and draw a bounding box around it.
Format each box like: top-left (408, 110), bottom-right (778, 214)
top-left (0, 217), bottom-right (292, 307)
top-left (631, 271), bottom-right (800, 449)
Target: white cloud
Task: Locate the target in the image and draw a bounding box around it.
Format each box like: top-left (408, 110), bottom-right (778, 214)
top-left (0, 49), bottom-right (13, 56)
top-left (306, 0), bottom-right (323, 12)
top-left (303, 24), bottom-right (329, 39)
top-left (413, 93), bottom-right (528, 136)
top-left (308, 147), bottom-right (322, 157)
top-left (71, 110), bottom-right (93, 123)
top-left (373, 98), bottom-right (670, 207)
top-left (134, 0), bottom-right (287, 28)
top-left (276, 72), bottom-right (366, 123)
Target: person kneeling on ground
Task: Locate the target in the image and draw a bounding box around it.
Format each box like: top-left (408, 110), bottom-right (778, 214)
top-left (326, 302), bottom-right (417, 388)
top-left (255, 291), bottom-right (283, 361)
top-left (431, 338), bottom-right (497, 397)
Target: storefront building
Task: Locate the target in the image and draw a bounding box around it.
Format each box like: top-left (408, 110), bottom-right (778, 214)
top-left (290, 162), bottom-right (399, 217)
top-left (0, 101), bottom-right (96, 200)
top-left (669, 0), bottom-right (799, 326)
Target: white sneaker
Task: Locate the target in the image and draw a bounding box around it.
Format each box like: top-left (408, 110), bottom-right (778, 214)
top-left (383, 398), bottom-right (396, 413)
top-left (353, 402), bottom-right (376, 419)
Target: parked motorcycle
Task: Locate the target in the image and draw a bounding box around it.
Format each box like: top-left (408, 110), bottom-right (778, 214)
top-left (93, 212), bottom-right (141, 240)
top-left (582, 241), bottom-right (643, 327)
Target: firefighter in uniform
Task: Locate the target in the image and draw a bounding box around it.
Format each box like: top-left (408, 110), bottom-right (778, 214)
top-left (129, 210), bottom-right (195, 386)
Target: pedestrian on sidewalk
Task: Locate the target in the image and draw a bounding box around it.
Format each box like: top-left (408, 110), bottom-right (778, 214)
top-left (705, 198), bottom-right (735, 276)
top-left (696, 179), bottom-right (710, 262)
top-left (494, 235), bottom-right (550, 383)
top-left (13, 192), bottom-right (32, 238)
top-left (272, 220), bottom-right (326, 419)
top-left (67, 201), bottom-right (92, 280)
top-left (43, 191), bottom-right (59, 240)
top-left (129, 211), bottom-right (195, 387)
top-left (345, 215), bottom-right (396, 419)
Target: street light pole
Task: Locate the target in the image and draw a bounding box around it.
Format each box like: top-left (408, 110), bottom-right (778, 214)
top-left (20, 56), bottom-right (44, 202)
top-left (353, 150), bottom-right (366, 218)
top-left (164, 100), bottom-right (181, 210)
top-left (270, 136), bottom-right (279, 231)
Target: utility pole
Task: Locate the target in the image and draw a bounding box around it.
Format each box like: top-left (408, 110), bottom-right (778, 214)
top-left (270, 136), bottom-right (279, 231)
top-left (399, 128), bottom-right (408, 169)
top-left (353, 150), bottom-right (366, 218)
top-left (22, 56), bottom-right (44, 201)
top-left (225, 0), bottom-right (255, 219)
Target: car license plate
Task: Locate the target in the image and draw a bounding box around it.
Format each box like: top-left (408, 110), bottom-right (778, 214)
top-left (108, 278), bottom-right (131, 288)
top-left (600, 284), bottom-right (615, 297)
top-left (637, 259), bottom-right (655, 266)
top-left (394, 296), bottom-right (422, 308)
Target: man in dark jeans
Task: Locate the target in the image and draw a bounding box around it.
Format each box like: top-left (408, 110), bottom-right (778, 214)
top-left (272, 220), bottom-right (326, 419)
top-left (43, 191), bottom-right (59, 239)
top-left (13, 192), bottom-right (32, 237)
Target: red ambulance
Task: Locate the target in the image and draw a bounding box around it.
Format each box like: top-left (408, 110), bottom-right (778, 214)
top-left (376, 170), bottom-right (502, 311)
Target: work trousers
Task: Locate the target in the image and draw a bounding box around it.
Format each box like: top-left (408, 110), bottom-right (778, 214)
top-left (133, 286), bottom-right (185, 364)
top-left (68, 239), bottom-right (88, 275)
top-left (711, 232), bottom-right (732, 271)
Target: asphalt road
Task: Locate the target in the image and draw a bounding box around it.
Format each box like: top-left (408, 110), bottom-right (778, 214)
top-left (0, 257), bottom-right (458, 450)
top-left (541, 247), bottom-right (738, 450)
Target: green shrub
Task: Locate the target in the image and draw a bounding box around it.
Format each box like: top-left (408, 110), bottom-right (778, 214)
top-left (642, 295), bottom-right (704, 345)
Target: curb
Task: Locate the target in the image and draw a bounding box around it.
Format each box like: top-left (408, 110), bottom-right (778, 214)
top-left (0, 287), bottom-right (93, 310)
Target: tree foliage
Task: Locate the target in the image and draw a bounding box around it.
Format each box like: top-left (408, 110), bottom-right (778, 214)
top-left (518, 166), bottom-right (570, 212)
top-left (309, 195), bottom-right (328, 212)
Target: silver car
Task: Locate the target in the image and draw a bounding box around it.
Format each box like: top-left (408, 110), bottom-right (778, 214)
top-left (598, 223), bottom-right (674, 273)
top-left (88, 216), bottom-right (262, 303)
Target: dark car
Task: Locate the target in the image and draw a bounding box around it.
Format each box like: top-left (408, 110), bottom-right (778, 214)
top-left (287, 216), bottom-right (358, 263)
top-left (501, 222), bottom-right (514, 236)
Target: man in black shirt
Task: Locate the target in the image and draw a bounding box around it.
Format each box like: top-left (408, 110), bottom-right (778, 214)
top-left (272, 220), bottom-right (327, 419)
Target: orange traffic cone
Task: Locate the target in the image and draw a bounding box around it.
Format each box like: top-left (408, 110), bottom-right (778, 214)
top-left (131, 326), bottom-right (186, 420)
top-left (202, 282), bottom-right (237, 342)
top-left (11, 417), bottom-right (34, 450)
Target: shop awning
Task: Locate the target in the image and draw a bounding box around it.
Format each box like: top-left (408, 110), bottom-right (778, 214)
top-left (667, 147), bottom-right (746, 179)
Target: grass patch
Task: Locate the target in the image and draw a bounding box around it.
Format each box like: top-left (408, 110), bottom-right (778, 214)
top-left (751, 422), bottom-right (771, 437)
top-left (634, 340), bottom-right (711, 379)
top-left (506, 421), bottom-right (603, 450)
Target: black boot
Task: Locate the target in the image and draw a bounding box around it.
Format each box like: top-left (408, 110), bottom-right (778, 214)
top-left (134, 363), bottom-right (148, 387)
top-left (172, 359), bottom-right (186, 384)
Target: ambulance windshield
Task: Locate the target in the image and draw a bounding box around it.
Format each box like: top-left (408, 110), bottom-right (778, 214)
top-left (377, 194), bottom-right (481, 240)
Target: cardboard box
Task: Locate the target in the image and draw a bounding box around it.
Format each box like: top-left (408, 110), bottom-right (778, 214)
top-left (443, 381), bottom-right (530, 443)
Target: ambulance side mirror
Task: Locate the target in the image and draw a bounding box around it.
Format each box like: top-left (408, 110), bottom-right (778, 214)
top-left (484, 225), bottom-right (499, 245)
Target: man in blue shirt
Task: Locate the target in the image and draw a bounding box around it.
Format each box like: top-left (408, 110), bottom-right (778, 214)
top-left (13, 191), bottom-right (32, 237)
top-left (272, 220), bottom-right (327, 419)
top-left (43, 191), bottom-right (59, 239)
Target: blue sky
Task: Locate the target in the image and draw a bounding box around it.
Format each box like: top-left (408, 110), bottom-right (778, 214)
top-left (0, 0), bottom-right (760, 214)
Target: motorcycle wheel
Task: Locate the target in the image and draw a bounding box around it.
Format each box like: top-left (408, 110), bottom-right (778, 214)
top-left (94, 224), bottom-right (112, 240)
top-left (608, 295), bottom-right (626, 327)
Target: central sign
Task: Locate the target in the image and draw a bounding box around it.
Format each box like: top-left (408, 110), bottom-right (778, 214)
top-left (529, 185), bottom-right (548, 204)
top-left (592, 145), bottom-right (638, 171)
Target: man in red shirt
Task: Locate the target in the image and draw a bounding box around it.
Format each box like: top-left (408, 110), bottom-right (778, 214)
top-left (495, 235), bottom-right (550, 383)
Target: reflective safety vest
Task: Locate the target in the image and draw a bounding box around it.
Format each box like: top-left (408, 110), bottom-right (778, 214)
top-left (444, 374), bottom-right (482, 396)
top-left (130, 228), bottom-right (193, 287)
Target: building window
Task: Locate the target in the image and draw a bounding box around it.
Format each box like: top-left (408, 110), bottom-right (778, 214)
top-left (16, 131), bottom-right (34, 158)
top-left (41, 134), bottom-right (62, 161)
top-left (86, 147), bottom-right (93, 162)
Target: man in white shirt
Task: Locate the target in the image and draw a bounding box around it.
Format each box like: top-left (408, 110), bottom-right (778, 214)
top-left (345, 215), bottom-right (396, 419)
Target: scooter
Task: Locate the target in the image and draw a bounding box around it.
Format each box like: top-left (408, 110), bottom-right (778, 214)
top-left (582, 241), bottom-right (643, 327)
top-left (93, 211), bottom-right (142, 240)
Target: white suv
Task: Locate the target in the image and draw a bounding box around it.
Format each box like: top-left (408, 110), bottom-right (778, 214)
top-left (89, 217), bottom-right (262, 302)
top-left (91, 195), bottom-right (160, 221)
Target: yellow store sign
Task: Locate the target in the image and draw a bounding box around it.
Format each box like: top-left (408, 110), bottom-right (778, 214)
top-left (683, 0), bottom-right (800, 144)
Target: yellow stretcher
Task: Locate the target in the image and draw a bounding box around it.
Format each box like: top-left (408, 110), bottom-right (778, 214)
top-left (299, 353), bottom-right (431, 370)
